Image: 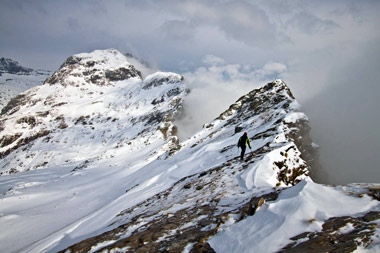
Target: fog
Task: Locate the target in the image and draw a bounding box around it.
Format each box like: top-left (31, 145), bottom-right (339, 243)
top-left (175, 57), bottom-right (286, 139)
top-left (304, 42), bottom-right (380, 184)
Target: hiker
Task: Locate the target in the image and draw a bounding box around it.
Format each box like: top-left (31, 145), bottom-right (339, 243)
top-left (237, 132), bottom-right (252, 160)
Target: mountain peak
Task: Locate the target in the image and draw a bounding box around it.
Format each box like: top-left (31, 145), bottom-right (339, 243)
top-left (72, 49), bottom-right (132, 69)
top-left (46, 49), bottom-right (142, 86)
top-left (0, 49), bottom-right (187, 174)
top-left (0, 57), bottom-right (33, 74)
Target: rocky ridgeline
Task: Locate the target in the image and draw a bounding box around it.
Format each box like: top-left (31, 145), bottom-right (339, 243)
top-left (0, 57), bottom-right (33, 75)
top-left (61, 80), bottom-right (327, 252)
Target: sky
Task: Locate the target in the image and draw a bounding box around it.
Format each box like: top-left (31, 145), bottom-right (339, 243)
top-left (0, 0), bottom-right (379, 184)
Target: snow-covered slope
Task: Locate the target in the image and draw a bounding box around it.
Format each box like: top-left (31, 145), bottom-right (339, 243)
top-left (0, 49), bottom-right (378, 253)
top-left (0, 57), bottom-right (52, 110)
top-left (0, 49), bottom-right (185, 176)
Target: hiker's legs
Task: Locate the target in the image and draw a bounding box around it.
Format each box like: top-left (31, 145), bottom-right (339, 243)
top-left (240, 146), bottom-right (246, 160)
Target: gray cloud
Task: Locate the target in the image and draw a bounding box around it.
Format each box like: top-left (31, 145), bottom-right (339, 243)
top-left (160, 20), bottom-right (195, 40)
top-left (287, 11), bottom-right (340, 34)
top-left (161, 0), bottom-right (278, 48)
top-left (0, 0), bottom-right (379, 184)
top-left (66, 18), bottom-right (81, 32)
top-left (1, 0), bottom-right (48, 14)
top-left (304, 41), bottom-right (380, 184)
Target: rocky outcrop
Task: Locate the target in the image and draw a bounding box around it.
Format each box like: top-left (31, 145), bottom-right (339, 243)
top-left (0, 57), bottom-right (32, 74)
top-left (281, 211), bottom-right (380, 252)
top-left (143, 72), bottom-right (184, 90)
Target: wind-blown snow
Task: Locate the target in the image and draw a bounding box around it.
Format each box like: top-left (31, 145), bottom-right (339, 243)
top-left (209, 178), bottom-right (379, 253)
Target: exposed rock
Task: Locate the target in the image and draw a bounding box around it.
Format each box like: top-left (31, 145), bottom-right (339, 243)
top-left (105, 66), bottom-right (142, 81)
top-left (1, 93), bottom-right (28, 115)
top-left (0, 57), bottom-right (33, 74)
top-left (0, 133), bottom-right (22, 148)
top-left (285, 118), bottom-right (323, 182)
top-left (239, 192), bottom-right (279, 221)
top-left (0, 130), bottom-right (51, 160)
top-left (280, 212), bottom-right (380, 253)
top-left (234, 124), bottom-right (243, 133)
top-left (143, 72), bottom-right (184, 90)
top-left (16, 116), bottom-right (37, 127)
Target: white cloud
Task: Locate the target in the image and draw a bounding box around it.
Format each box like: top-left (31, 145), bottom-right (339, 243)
top-left (160, 20), bottom-right (195, 40)
top-left (287, 11), bottom-right (340, 34)
top-left (169, 0), bottom-right (278, 48)
top-left (202, 55), bottom-right (225, 66)
top-left (175, 55), bottom-right (287, 139)
top-left (260, 62), bottom-right (287, 77)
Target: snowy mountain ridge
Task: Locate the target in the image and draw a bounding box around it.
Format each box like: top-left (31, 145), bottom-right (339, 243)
top-left (0, 49), bottom-right (379, 253)
top-left (0, 49), bottom-right (186, 176)
top-left (0, 57), bottom-right (33, 74)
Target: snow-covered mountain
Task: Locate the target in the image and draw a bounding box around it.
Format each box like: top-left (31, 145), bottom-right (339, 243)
top-left (0, 57), bottom-right (52, 110)
top-left (0, 49), bottom-right (379, 253)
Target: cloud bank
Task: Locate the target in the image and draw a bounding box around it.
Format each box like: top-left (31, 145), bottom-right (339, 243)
top-left (176, 56), bottom-right (287, 139)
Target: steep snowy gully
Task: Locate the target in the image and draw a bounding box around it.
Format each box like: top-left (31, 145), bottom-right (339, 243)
top-left (0, 49), bottom-right (379, 253)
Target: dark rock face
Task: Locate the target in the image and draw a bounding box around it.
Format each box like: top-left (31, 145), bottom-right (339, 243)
top-left (0, 130), bottom-right (51, 161)
top-left (60, 56), bottom-right (82, 68)
top-left (0, 57), bottom-right (33, 74)
top-left (1, 94), bottom-right (28, 115)
top-left (280, 211), bottom-right (380, 253)
top-left (143, 74), bottom-right (184, 90)
top-left (280, 186), bottom-right (380, 252)
top-left (105, 66), bottom-right (142, 81)
top-left (0, 133), bottom-right (22, 148)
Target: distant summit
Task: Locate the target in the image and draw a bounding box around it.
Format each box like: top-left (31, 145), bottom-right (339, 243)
top-left (0, 57), bottom-right (33, 75)
top-left (0, 57), bottom-right (52, 109)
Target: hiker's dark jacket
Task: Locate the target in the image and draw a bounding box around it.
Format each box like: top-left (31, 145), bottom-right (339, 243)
top-left (238, 135), bottom-right (251, 149)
